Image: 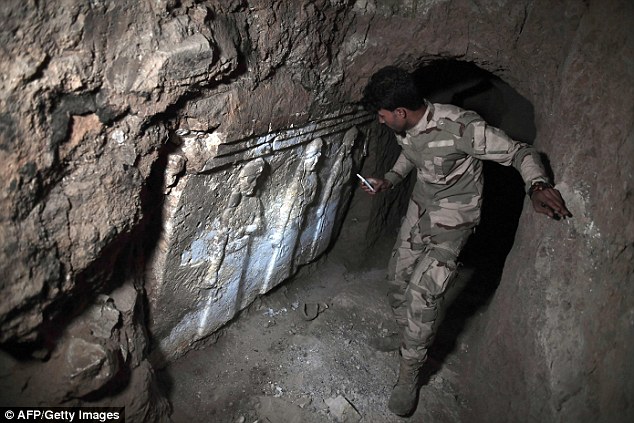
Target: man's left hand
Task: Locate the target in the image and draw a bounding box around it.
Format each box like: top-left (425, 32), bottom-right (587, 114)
top-left (531, 187), bottom-right (572, 219)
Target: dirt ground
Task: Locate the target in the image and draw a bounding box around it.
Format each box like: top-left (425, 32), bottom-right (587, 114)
top-left (157, 192), bottom-right (478, 423)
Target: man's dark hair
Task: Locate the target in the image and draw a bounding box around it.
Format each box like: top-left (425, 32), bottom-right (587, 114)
top-left (361, 66), bottom-right (424, 113)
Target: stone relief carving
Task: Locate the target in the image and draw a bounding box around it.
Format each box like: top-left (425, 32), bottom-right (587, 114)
top-left (147, 115), bottom-right (369, 361)
top-left (196, 158), bottom-right (266, 336)
top-left (201, 158), bottom-right (266, 292)
top-left (310, 127), bottom-right (359, 257)
top-left (262, 138), bottom-right (323, 293)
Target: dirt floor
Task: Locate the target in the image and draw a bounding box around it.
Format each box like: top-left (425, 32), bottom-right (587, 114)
top-left (157, 192), bottom-right (480, 423)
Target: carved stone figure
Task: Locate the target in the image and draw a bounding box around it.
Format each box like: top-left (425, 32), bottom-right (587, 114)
top-left (262, 138), bottom-right (323, 293)
top-left (195, 158), bottom-right (267, 337)
top-left (310, 127), bottom-right (359, 256)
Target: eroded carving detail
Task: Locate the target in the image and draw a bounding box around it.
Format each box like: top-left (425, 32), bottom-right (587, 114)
top-left (310, 127), bottom-right (359, 257)
top-left (262, 138), bottom-right (323, 293)
top-left (197, 158), bottom-right (266, 335)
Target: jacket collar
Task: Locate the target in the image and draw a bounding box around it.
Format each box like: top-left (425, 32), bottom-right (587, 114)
top-left (405, 100), bottom-right (434, 137)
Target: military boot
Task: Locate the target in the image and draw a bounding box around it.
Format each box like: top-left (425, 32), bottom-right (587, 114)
top-left (388, 357), bottom-right (424, 416)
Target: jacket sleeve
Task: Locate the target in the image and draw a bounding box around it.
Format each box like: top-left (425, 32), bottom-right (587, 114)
top-left (384, 151), bottom-right (415, 186)
top-left (456, 119), bottom-right (550, 192)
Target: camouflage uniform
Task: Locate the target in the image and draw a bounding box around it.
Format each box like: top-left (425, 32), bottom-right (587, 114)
top-left (384, 102), bottom-right (549, 361)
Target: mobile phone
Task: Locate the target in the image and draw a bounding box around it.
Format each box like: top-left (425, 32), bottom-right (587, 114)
top-left (356, 173), bottom-right (376, 192)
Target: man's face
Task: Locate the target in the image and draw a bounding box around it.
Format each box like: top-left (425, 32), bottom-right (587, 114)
top-left (377, 108), bottom-right (407, 134)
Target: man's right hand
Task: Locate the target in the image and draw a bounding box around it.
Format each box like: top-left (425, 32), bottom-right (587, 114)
top-left (360, 177), bottom-right (393, 195)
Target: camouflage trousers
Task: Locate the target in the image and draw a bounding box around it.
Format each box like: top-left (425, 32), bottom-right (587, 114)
top-left (387, 199), bottom-right (474, 362)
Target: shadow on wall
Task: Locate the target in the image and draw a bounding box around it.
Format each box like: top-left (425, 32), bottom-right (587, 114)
top-left (413, 60), bottom-right (536, 362)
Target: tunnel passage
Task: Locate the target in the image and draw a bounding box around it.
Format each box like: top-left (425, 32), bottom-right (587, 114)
top-left (158, 62), bottom-right (546, 422)
top-left (146, 59), bottom-right (538, 371)
top-left (140, 62), bottom-right (534, 366)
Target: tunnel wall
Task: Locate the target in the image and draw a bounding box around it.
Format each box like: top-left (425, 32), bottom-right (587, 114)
top-left (0, 0), bottom-right (632, 421)
top-left (459, 1), bottom-right (634, 422)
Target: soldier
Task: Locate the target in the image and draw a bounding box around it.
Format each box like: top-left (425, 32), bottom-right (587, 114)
top-left (359, 66), bottom-right (571, 416)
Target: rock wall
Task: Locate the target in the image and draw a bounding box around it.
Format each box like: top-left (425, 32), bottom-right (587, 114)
top-left (1, 0), bottom-right (632, 421)
top-left (459, 1), bottom-right (634, 422)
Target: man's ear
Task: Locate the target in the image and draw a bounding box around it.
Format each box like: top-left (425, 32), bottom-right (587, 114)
top-left (394, 107), bottom-right (407, 118)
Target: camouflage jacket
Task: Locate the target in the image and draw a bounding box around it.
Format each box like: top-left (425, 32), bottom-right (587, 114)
top-left (384, 102), bottom-right (549, 231)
